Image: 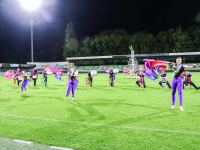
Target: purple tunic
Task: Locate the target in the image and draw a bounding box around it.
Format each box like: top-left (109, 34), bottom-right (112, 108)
top-left (172, 64), bottom-right (185, 106)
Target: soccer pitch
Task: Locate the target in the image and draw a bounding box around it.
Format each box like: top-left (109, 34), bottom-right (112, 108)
top-left (0, 73), bottom-right (200, 149)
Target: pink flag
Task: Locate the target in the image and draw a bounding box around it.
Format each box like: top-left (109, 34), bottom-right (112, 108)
top-left (5, 70), bottom-right (15, 79)
top-left (46, 66), bottom-right (63, 73)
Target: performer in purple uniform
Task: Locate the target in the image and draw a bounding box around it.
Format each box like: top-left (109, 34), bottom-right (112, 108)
top-left (21, 70), bottom-right (28, 94)
top-left (88, 69), bottom-right (92, 87)
top-left (110, 67), bottom-right (116, 80)
top-left (65, 68), bottom-right (78, 100)
top-left (170, 57), bottom-right (196, 111)
top-left (109, 67), bottom-right (114, 87)
top-left (159, 71), bottom-right (172, 88)
top-left (15, 68), bottom-right (22, 86)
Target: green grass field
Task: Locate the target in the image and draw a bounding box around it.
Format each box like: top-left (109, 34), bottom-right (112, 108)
top-left (0, 73), bottom-right (200, 150)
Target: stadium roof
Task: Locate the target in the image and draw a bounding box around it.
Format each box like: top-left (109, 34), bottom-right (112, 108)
top-left (66, 52), bottom-right (200, 60)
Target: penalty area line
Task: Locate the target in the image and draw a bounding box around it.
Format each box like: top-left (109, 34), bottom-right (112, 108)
top-left (0, 113), bottom-right (200, 136)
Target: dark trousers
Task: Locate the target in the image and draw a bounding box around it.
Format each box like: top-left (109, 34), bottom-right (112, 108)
top-left (16, 78), bottom-right (22, 86)
top-left (33, 79), bottom-right (37, 86)
top-left (110, 75), bottom-right (114, 86)
top-left (136, 80), bottom-right (146, 88)
top-left (44, 76), bottom-right (47, 86)
top-left (89, 77), bottom-right (92, 87)
top-left (159, 81), bottom-right (172, 88)
top-left (183, 81), bottom-right (199, 90)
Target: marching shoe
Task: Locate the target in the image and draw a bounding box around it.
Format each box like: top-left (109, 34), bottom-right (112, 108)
top-left (179, 106), bottom-right (184, 111)
top-left (170, 105), bottom-right (175, 109)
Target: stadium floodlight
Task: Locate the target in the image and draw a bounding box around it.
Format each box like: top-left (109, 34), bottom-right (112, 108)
top-left (20, 0), bottom-right (41, 11)
top-left (20, 0), bottom-right (42, 62)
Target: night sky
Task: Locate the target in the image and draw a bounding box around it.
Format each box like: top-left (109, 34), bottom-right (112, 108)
top-left (0, 0), bottom-right (200, 59)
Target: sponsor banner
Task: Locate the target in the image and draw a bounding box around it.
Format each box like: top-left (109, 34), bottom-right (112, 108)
top-left (42, 65), bottom-right (49, 68)
top-left (128, 52), bottom-right (200, 57)
top-left (55, 63), bottom-right (68, 68)
top-left (0, 64), bottom-right (2, 67)
top-left (127, 53), bottom-right (169, 57)
top-left (135, 53), bottom-right (169, 57)
top-left (66, 56), bottom-right (112, 60)
top-left (103, 56), bottom-right (113, 58)
top-left (135, 54), bottom-right (146, 57)
top-left (2, 63), bottom-right (10, 67)
top-left (169, 52), bottom-right (200, 56)
top-left (10, 64), bottom-right (19, 67)
top-left (27, 62), bottom-right (68, 68)
top-left (19, 64), bottom-right (36, 67)
top-left (36, 65), bottom-right (43, 68)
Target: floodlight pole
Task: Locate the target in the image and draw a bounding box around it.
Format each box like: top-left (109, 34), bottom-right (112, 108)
top-left (30, 12), bottom-right (34, 62)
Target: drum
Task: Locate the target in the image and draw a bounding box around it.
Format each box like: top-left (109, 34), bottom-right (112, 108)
top-left (113, 68), bottom-right (119, 73)
top-left (18, 76), bottom-right (22, 81)
top-left (32, 75), bottom-right (37, 79)
top-left (91, 70), bottom-right (97, 76)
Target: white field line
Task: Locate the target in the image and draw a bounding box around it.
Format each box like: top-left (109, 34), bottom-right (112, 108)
top-left (1, 113), bottom-right (200, 135)
top-left (50, 146), bottom-right (73, 150)
top-left (13, 139), bottom-right (32, 144)
top-left (8, 138), bottom-right (73, 149)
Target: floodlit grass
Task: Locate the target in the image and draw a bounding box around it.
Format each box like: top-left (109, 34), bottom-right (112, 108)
top-left (0, 73), bottom-right (200, 149)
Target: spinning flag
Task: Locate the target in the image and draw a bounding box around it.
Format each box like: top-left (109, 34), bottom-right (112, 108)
top-left (5, 70), bottom-right (15, 79)
top-left (55, 73), bottom-right (63, 81)
top-left (103, 66), bottom-right (110, 73)
top-left (46, 66), bottom-right (63, 73)
top-left (144, 59), bottom-right (171, 81)
top-left (103, 66), bottom-right (119, 73)
top-left (103, 66), bottom-right (118, 80)
top-left (46, 67), bottom-right (63, 81)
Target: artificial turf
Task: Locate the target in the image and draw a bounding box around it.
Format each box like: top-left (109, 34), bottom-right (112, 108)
top-left (0, 73), bottom-right (200, 149)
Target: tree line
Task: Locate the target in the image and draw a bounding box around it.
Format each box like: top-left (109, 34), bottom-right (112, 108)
top-left (63, 22), bottom-right (200, 60)
top-left (1, 22), bottom-right (200, 63)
